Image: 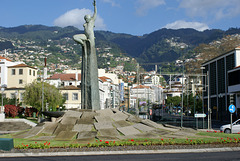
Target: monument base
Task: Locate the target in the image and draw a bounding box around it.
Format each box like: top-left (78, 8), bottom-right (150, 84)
top-left (0, 113), bottom-right (5, 122)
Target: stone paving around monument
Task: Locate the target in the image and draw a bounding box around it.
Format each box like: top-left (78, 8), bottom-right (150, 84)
top-left (12, 109), bottom-right (195, 142)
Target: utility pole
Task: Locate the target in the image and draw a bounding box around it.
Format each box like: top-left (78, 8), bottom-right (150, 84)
top-left (136, 63), bottom-right (139, 115)
top-left (181, 46), bottom-right (184, 128)
top-left (207, 71), bottom-right (210, 130)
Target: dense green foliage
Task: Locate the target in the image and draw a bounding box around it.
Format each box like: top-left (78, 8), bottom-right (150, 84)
top-left (23, 81), bottom-right (64, 113)
top-left (0, 41), bottom-right (13, 50)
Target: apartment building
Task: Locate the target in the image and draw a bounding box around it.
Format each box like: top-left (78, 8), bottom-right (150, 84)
top-left (0, 58), bottom-right (38, 105)
top-left (202, 46), bottom-right (240, 121)
top-left (0, 56), bottom-right (24, 86)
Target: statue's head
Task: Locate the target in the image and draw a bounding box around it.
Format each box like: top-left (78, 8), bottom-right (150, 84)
top-left (84, 15), bottom-right (91, 23)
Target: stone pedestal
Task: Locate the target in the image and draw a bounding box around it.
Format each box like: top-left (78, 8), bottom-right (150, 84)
top-left (0, 113), bottom-right (5, 122)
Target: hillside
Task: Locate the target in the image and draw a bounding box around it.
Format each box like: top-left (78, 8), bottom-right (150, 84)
top-left (1, 25), bottom-right (240, 72)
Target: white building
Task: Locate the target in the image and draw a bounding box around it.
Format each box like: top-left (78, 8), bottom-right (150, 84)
top-left (46, 71), bottom-right (121, 110)
top-left (0, 56), bottom-right (24, 86)
top-left (130, 85), bottom-right (155, 108)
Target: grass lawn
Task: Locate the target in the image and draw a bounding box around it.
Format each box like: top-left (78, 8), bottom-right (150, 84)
top-left (1, 130), bottom-right (240, 149)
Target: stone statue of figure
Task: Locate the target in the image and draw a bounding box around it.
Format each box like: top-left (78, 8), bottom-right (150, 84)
top-left (73, 0), bottom-right (100, 110)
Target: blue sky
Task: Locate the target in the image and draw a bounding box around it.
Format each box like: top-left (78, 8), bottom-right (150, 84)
top-left (1, 0), bottom-right (240, 35)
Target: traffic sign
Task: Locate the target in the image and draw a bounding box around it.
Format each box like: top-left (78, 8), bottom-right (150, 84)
top-left (228, 104), bottom-right (236, 113)
top-left (194, 113), bottom-right (206, 118)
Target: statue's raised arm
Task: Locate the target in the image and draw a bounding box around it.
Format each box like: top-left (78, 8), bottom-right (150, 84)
top-left (92, 0), bottom-right (97, 20)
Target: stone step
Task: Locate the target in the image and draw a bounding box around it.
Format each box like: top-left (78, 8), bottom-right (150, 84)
top-left (0, 122), bottom-right (32, 132)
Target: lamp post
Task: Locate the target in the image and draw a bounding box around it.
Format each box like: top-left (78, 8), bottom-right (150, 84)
top-left (15, 91), bottom-right (18, 106)
top-left (1, 85), bottom-right (7, 113)
top-left (180, 46), bottom-right (184, 128)
top-left (194, 95), bottom-right (199, 115)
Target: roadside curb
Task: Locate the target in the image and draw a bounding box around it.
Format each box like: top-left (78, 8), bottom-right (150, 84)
top-left (1, 147), bottom-right (240, 157)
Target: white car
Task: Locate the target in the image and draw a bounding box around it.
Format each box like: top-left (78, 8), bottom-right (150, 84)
top-left (220, 119), bottom-right (240, 133)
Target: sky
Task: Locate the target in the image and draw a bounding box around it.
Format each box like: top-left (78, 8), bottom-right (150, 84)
top-left (1, 0), bottom-right (240, 36)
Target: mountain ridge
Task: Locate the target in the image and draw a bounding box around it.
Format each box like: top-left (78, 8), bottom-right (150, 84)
top-left (1, 25), bottom-right (240, 70)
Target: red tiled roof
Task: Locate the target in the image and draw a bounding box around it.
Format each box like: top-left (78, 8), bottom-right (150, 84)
top-left (59, 85), bottom-right (81, 90)
top-left (234, 65), bottom-right (240, 69)
top-left (0, 56), bottom-right (12, 62)
top-left (8, 63), bottom-right (37, 69)
top-left (49, 73), bottom-right (81, 81)
top-left (133, 85), bottom-right (151, 89)
top-left (99, 76), bottom-right (112, 82)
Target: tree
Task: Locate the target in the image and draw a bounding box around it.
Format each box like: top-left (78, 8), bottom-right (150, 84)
top-left (23, 81), bottom-right (64, 114)
top-left (166, 96), bottom-right (181, 107)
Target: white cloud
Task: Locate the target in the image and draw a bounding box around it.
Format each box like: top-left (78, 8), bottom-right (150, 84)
top-left (101, 0), bottom-right (119, 7)
top-left (180, 0), bottom-right (240, 20)
top-left (164, 20), bottom-right (210, 31)
top-left (136, 0), bottom-right (165, 16)
top-left (53, 8), bottom-right (106, 30)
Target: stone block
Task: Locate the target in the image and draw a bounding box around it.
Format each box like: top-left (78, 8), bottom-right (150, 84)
top-left (132, 123), bottom-right (155, 132)
top-left (60, 117), bottom-right (77, 125)
top-left (98, 128), bottom-right (120, 137)
top-left (94, 122), bottom-right (113, 130)
top-left (94, 116), bottom-right (112, 123)
top-left (81, 111), bottom-right (97, 119)
top-left (117, 126), bottom-right (141, 136)
top-left (141, 119), bottom-right (163, 129)
top-left (73, 124), bottom-right (93, 132)
top-left (41, 122), bottom-right (58, 135)
top-left (53, 123), bottom-right (74, 136)
top-left (126, 114), bottom-right (142, 123)
top-left (113, 120), bottom-right (131, 128)
top-left (111, 112), bottom-right (128, 121)
top-left (63, 110), bottom-right (82, 118)
top-left (76, 118), bottom-right (95, 124)
top-left (77, 131), bottom-right (97, 140)
top-left (76, 112), bottom-right (96, 124)
top-left (55, 131), bottom-right (78, 140)
top-left (13, 126), bottom-right (43, 139)
top-left (96, 108), bottom-right (114, 117)
top-left (23, 126), bottom-right (44, 138)
top-left (33, 136), bottom-right (55, 141)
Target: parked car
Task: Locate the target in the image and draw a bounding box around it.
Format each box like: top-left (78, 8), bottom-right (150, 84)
top-left (220, 119), bottom-right (240, 133)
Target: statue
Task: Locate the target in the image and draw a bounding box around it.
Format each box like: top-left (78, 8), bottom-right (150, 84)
top-left (73, 0), bottom-right (100, 110)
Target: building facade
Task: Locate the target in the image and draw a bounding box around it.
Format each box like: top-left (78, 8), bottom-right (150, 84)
top-left (0, 56), bottom-right (24, 86)
top-left (202, 46), bottom-right (240, 121)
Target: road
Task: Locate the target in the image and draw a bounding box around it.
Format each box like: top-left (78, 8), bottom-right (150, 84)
top-left (1, 151), bottom-right (240, 161)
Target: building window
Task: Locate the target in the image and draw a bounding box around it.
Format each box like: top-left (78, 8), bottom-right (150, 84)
top-left (20, 93), bottom-right (24, 101)
top-left (19, 69), bottom-right (23, 75)
top-left (33, 70), bottom-right (35, 76)
top-left (72, 93), bottom-right (78, 100)
top-left (12, 69), bottom-right (16, 75)
top-left (19, 79), bottom-right (23, 84)
top-left (63, 93), bottom-right (68, 100)
top-left (29, 69), bottom-right (31, 75)
top-left (11, 93), bottom-right (15, 99)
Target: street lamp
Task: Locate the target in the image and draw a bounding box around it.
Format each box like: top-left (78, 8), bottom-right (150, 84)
top-left (1, 84), bottom-right (7, 113)
top-left (194, 95), bottom-right (199, 115)
top-left (180, 46), bottom-right (184, 128)
top-left (15, 91), bottom-right (18, 106)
